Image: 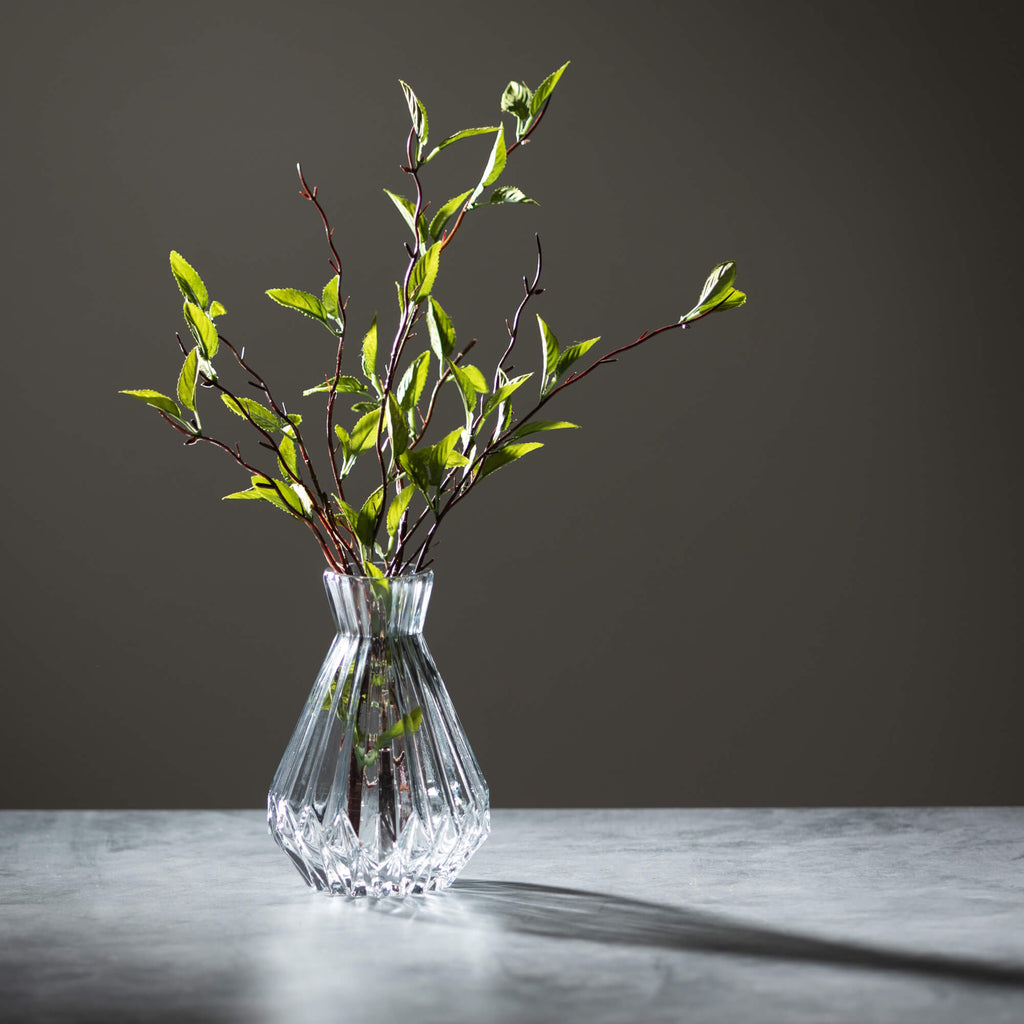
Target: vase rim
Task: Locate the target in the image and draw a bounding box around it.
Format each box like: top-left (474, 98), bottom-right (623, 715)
top-left (322, 568), bottom-right (434, 583)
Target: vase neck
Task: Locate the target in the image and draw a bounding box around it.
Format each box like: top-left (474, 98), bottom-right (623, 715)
top-left (323, 571), bottom-right (433, 636)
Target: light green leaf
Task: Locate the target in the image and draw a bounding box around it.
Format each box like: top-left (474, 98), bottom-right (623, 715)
top-left (266, 288), bottom-right (328, 326)
top-left (424, 128), bottom-right (499, 164)
top-left (483, 373), bottom-right (532, 421)
top-left (222, 487), bottom-right (263, 501)
top-left (119, 389), bottom-right (182, 419)
top-left (277, 435), bottom-right (299, 478)
top-left (176, 348), bottom-right (198, 412)
top-left (480, 442), bottom-right (543, 479)
top-left (400, 427), bottom-right (466, 494)
top-left (303, 375), bottom-right (366, 397)
top-left (345, 409), bottom-right (382, 456)
top-left (221, 394), bottom-right (283, 433)
top-left (361, 315), bottom-right (378, 387)
top-left (680, 262), bottom-right (744, 322)
top-left (500, 80), bottom-right (533, 119)
top-left (434, 426), bottom-right (468, 471)
top-left (536, 315), bottom-right (560, 378)
top-left (485, 185), bottom-right (537, 206)
top-left (409, 241), bottom-right (441, 303)
top-left (448, 360), bottom-right (488, 417)
top-left (386, 393), bottom-right (410, 457)
top-left (251, 475), bottom-right (307, 517)
top-left (428, 190), bottom-right (472, 242)
top-left (321, 275), bottom-right (340, 319)
top-left (508, 419), bottom-right (579, 440)
top-left (396, 350), bottom-right (431, 411)
top-left (386, 483), bottom-right (415, 538)
top-left (208, 300), bottom-right (227, 318)
top-left (530, 60), bottom-right (570, 115)
top-left (169, 251), bottom-right (209, 309)
top-left (426, 297), bottom-right (456, 360)
top-left (363, 562), bottom-right (386, 579)
top-left (398, 80), bottom-right (429, 156)
top-left (183, 301), bottom-right (219, 359)
top-left (711, 288), bottom-right (746, 312)
top-left (350, 400), bottom-right (381, 414)
top-left (480, 125), bottom-right (506, 188)
top-left (383, 189), bottom-right (422, 240)
top-left (556, 337), bottom-right (599, 378)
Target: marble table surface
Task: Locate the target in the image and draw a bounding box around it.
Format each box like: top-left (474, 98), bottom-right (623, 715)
top-left (1, 808), bottom-right (1022, 1023)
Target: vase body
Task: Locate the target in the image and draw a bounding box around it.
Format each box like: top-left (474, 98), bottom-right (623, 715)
top-left (267, 571), bottom-right (490, 897)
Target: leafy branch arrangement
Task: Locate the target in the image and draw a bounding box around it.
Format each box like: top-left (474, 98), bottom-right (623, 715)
top-left (122, 63), bottom-right (745, 578)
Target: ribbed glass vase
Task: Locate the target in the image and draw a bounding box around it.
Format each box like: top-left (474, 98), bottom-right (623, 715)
top-left (267, 570), bottom-right (490, 897)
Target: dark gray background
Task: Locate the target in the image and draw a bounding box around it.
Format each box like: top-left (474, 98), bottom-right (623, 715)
top-left (1, 1), bottom-right (1020, 809)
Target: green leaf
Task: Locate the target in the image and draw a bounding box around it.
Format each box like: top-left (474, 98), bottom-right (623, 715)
top-left (350, 400), bottom-right (381, 414)
top-left (428, 190), bottom-right (472, 242)
top-left (176, 348), bottom-right (198, 413)
top-left (711, 288), bottom-right (746, 312)
top-left (251, 475), bottom-right (307, 517)
top-left (355, 487), bottom-right (384, 547)
top-left (556, 337), bottom-right (599, 378)
top-left (400, 427), bottom-right (467, 494)
top-left (361, 315), bottom-right (378, 387)
top-left (363, 562), bottom-right (386, 579)
top-left (434, 426), bottom-right (468, 471)
top-left (386, 483), bottom-right (415, 538)
top-left (448, 360), bottom-right (488, 418)
top-left (426, 297), bottom-right (456, 360)
top-left (208, 300), bottom-right (227, 318)
top-left (500, 80), bottom-right (533, 120)
top-left (183, 301), bottom-right (219, 359)
top-left (222, 487), bottom-right (263, 501)
top-left (530, 60), bottom-right (570, 115)
top-left (345, 409), bottom-right (382, 456)
top-left (480, 125), bottom-right (506, 188)
top-left (485, 185), bottom-right (537, 206)
top-left (376, 706), bottom-right (424, 746)
top-left (277, 435), bottom-right (299, 478)
top-left (480, 442), bottom-right (543, 479)
top-left (221, 394), bottom-right (283, 433)
top-left (536, 315), bottom-right (560, 378)
top-left (398, 80), bottom-right (429, 156)
top-left (266, 288), bottom-right (328, 326)
top-left (483, 373), bottom-right (532, 421)
top-left (409, 241), bottom-right (441, 303)
top-left (169, 251), bottom-right (209, 309)
top-left (681, 262), bottom-right (745, 322)
top-left (697, 261), bottom-right (736, 306)
top-left (396, 351), bottom-right (431, 411)
top-left (302, 375), bottom-right (366, 397)
top-left (386, 393), bottom-right (411, 457)
top-left (424, 128), bottom-right (499, 164)
top-left (508, 419), bottom-right (579, 440)
top-left (321, 275), bottom-right (340, 319)
top-left (119, 389), bottom-right (182, 419)
top-left (383, 189), bottom-right (422, 240)
top-left (398, 449), bottom-right (430, 494)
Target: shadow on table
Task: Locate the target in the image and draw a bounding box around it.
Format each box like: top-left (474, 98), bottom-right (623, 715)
top-left (371, 879), bottom-right (1024, 989)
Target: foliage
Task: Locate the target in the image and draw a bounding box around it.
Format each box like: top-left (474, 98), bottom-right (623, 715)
top-left (121, 64), bottom-right (745, 576)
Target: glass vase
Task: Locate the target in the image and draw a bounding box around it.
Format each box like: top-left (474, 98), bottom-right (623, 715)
top-left (267, 570), bottom-right (490, 896)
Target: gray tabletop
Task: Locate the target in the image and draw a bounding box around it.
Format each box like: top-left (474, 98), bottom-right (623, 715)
top-left (1, 808), bottom-right (1022, 1023)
